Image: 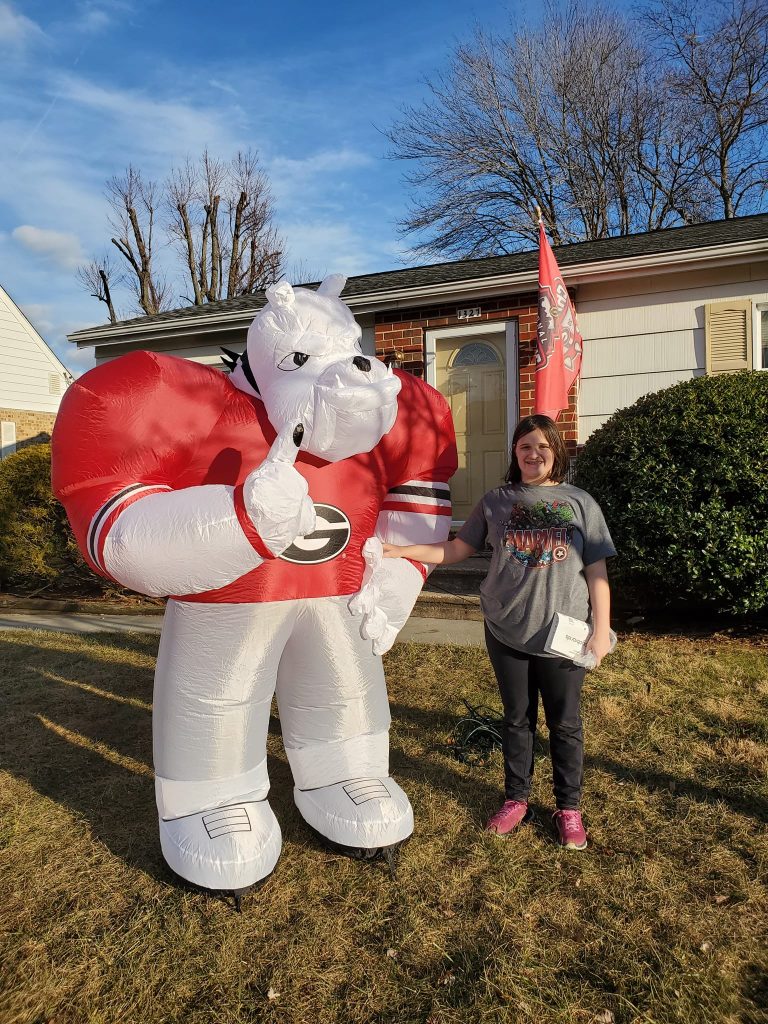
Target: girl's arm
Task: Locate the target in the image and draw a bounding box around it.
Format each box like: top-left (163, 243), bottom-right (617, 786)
top-left (382, 537), bottom-right (478, 565)
top-left (584, 558), bottom-right (612, 667)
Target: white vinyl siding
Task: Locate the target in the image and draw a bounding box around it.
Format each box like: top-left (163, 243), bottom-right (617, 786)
top-left (94, 341), bottom-right (235, 369)
top-left (576, 270), bottom-right (768, 443)
top-left (0, 286), bottom-right (70, 412)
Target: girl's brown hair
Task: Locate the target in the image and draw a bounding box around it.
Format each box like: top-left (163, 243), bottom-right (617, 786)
top-left (505, 414), bottom-right (569, 484)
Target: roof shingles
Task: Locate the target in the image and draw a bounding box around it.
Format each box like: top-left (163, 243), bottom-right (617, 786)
top-left (71, 212), bottom-right (768, 340)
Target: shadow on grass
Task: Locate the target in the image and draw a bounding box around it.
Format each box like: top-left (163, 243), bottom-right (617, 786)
top-left (588, 752), bottom-right (768, 824)
top-left (1, 636), bottom-right (507, 881)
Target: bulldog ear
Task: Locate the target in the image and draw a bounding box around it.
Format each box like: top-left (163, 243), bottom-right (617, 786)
top-left (266, 280), bottom-right (296, 309)
top-left (317, 274), bottom-right (346, 298)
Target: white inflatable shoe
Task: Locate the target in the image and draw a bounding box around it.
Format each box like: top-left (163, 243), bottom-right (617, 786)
top-left (294, 777), bottom-right (414, 855)
top-left (159, 800), bottom-right (282, 896)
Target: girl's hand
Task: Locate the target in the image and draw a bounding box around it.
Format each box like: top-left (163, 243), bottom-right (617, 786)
top-left (586, 630), bottom-right (612, 668)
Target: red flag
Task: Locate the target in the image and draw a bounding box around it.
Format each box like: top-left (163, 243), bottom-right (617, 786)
top-left (534, 221), bottom-right (583, 421)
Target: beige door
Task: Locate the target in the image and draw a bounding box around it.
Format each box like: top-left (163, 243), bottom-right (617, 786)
top-left (435, 335), bottom-right (507, 521)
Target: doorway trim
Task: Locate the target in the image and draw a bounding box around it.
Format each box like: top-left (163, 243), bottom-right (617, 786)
top-left (424, 319), bottom-right (519, 453)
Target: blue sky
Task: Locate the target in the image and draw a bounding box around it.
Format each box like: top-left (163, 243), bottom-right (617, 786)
top-left (1, 0), bottom-right (536, 373)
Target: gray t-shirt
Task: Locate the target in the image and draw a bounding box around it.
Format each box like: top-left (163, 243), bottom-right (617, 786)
top-left (458, 482), bottom-right (616, 655)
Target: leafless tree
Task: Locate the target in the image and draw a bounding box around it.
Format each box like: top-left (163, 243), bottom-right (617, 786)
top-left (76, 252), bottom-right (121, 324)
top-left (388, 0), bottom-right (767, 257)
top-left (167, 149), bottom-right (284, 306)
top-left (105, 165), bottom-right (171, 316)
top-left (81, 151), bottom-right (284, 321)
top-left (643, 0), bottom-right (768, 219)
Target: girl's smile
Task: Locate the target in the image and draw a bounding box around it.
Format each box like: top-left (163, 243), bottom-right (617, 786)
top-left (515, 428), bottom-right (556, 485)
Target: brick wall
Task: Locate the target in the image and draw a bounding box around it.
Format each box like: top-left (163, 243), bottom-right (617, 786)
top-left (0, 408), bottom-right (56, 453)
top-left (374, 293), bottom-right (578, 454)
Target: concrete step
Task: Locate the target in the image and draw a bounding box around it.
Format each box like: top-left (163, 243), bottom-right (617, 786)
top-left (414, 552), bottom-right (488, 620)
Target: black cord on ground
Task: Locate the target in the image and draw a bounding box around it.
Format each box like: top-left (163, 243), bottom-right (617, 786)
top-left (448, 699), bottom-right (504, 767)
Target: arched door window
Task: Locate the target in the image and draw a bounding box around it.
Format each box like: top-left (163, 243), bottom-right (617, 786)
top-left (450, 342), bottom-right (501, 367)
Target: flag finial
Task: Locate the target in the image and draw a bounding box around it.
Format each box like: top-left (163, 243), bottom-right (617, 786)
top-left (534, 204), bottom-right (543, 225)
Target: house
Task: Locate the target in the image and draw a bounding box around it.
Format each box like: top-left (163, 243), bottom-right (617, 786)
top-left (68, 214), bottom-right (768, 521)
top-left (0, 284), bottom-right (72, 459)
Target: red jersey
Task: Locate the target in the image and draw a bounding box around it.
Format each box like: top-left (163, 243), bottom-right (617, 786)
top-left (52, 351), bottom-right (457, 603)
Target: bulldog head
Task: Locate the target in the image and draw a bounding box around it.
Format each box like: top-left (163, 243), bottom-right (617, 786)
top-left (233, 274), bottom-right (401, 463)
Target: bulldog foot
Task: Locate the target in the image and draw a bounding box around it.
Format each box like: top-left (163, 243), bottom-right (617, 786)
top-left (159, 801), bottom-right (281, 897)
top-left (294, 778), bottom-right (414, 854)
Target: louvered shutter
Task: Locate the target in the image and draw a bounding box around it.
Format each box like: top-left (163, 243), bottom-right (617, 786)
top-left (705, 300), bottom-right (753, 375)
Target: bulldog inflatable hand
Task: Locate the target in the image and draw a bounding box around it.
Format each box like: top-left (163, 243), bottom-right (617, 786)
top-left (52, 275), bottom-right (457, 899)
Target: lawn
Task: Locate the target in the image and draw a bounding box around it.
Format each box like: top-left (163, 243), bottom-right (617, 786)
top-left (1, 629), bottom-right (766, 1024)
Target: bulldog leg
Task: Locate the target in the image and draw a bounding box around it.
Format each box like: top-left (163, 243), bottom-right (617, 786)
top-left (277, 596), bottom-right (413, 854)
top-left (153, 600), bottom-right (295, 894)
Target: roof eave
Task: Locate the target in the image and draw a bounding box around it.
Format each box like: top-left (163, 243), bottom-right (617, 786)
top-left (69, 236), bottom-right (768, 349)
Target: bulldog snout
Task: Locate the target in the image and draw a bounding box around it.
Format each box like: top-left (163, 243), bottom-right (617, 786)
top-left (353, 355), bottom-right (371, 372)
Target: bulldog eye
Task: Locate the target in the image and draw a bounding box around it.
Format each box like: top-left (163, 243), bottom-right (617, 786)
top-left (278, 352), bottom-right (310, 371)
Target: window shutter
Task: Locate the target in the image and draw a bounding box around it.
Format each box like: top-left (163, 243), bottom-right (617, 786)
top-left (705, 300), bottom-right (753, 375)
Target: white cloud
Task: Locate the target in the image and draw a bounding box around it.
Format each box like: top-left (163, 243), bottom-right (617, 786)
top-left (208, 77), bottom-right (238, 97)
top-left (71, 1), bottom-right (134, 35)
top-left (20, 302), bottom-right (54, 334)
top-left (280, 219), bottom-right (390, 279)
top-left (12, 225), bottom-right (85, 270)
top-left (271, 149), bottom-right (374, 179)
top-left (0, 3), bottom-right (44, 46)
top-left (65, 345), bottom-right (97, 375)
top-left (55, 73), bottom-right (246, 167)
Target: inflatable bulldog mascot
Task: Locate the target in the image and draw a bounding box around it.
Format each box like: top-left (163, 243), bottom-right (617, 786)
top-left (52, 275), bottom-right (457, 897)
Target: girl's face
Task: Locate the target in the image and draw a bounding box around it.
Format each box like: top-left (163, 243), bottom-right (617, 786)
top-left (515, 428), bottom-right (555, 485)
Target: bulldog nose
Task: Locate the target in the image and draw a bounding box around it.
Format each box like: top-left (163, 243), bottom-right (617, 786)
top-left (353, 355), bottom-right (371, 372)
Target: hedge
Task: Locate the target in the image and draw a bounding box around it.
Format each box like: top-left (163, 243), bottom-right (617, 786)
top-left (0, 443), bottom-right (104, 594)
top-left (573, 371), bottom-right (768, 615)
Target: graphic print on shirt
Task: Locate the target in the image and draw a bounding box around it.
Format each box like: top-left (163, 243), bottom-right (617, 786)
top-left (502, 499), bottom-right (575, 569)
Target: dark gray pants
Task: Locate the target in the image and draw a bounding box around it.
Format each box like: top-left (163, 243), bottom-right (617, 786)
top-left (484, 625), bottom-right (585, 809)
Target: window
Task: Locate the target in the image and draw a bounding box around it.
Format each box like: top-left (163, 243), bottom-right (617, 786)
top-left (758, 306), bottom-right (768, 370)
top-left (1, 421), bottom-right (16, 460)
top-left (451, 342), bottom-right (501, 367)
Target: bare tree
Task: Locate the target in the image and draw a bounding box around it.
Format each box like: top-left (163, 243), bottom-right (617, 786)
top-left (643, 0), bottom-right (768, 219)
top-left (388, 0), bottom-right (767, 258)
top-left (76, 252), bottom-right (121, 324)
top-left (106, 166), bottom-right (171, 316)
top-left (81, 150), bottom-right (284, 321)
top-left (167, 149), bottom-right (284, 306)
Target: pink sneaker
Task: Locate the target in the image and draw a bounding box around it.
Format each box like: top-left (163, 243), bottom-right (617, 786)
top-left (485, 800), bottom-right (531, 836)
top-left (553, 809), bottom-right (588, 850)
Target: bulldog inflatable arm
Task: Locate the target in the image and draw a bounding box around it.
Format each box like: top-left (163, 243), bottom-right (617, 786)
top-left (52, 274), bottom-right (457, 897)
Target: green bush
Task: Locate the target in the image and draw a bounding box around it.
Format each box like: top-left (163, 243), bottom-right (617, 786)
top-left (0, 443), bottom-right (103, 594)
top-left (574, 371), bottom-right (768, 615)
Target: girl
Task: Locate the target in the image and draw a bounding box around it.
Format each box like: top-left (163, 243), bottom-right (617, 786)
top-left (382, 414), bottom-right (615, 850)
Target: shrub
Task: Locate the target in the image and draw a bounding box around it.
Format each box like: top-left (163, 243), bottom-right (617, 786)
top-left (573, 371), bottom-right (768, 615)
top-left (0, 443), bottom-right (103, 594)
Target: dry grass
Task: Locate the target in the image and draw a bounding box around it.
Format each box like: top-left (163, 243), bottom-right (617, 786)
top-left (1, 629), bottom-right (766, 1024)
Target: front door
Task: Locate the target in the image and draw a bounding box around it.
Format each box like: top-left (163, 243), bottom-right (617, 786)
top-left (435, 334), bottom-right (508, 521)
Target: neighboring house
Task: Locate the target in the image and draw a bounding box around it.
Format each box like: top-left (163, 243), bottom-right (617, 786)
top-left (0, 284), bottom-right (72, 460)
top-left (69, 214), bottom-right (768, 521)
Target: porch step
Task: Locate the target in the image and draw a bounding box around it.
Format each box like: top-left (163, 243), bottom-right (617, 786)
top-left (414, 552), bottom-right (489, 621)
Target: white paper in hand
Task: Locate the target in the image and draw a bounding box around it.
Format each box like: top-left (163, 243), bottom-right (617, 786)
top-left (543, 613), bottom-right (591, 660)
top-left (544, 612), bottom-right (618, 669)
